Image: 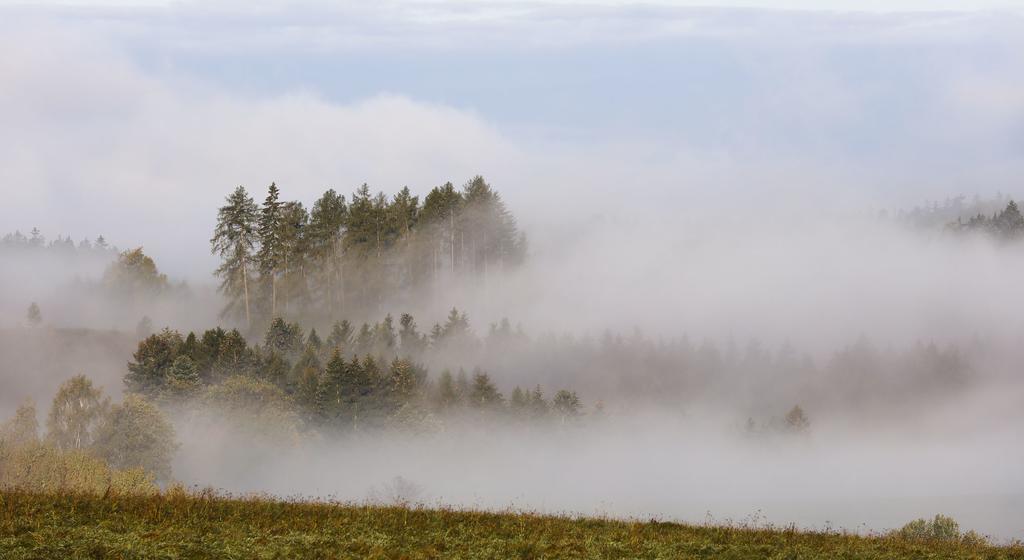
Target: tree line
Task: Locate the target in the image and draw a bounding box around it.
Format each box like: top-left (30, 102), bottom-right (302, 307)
top-left (211, 177), bottom-right (526, 328)
top-left (1, 229), bottom-right (117, 256)
top-left (124, 311), bottom-right (586, 436)
top-left (945, 199), bottom-right (1024, 239)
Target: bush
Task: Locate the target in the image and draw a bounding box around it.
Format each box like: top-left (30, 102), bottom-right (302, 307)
top-left (893, 514), bottom-right (986, 545)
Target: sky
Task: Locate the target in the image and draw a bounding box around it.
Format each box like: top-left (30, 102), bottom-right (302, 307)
top-left (1, 0), bottom-right (1022, 277)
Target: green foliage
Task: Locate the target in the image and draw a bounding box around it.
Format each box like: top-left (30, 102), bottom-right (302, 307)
top-left (469, 370), bottom-right (503, 408)
top-left (120, 312), bottom-right (591, 433)
top-left (91, 395), bottom-right (177, 482)
top-left (552, 390), bottom-right (582, 421)
top-left (125, 328), bottom-right (185, 395)
top-left (102, 247), bottom-right (168, 296)
top-left (202, 376), bottom-right (302, 442)
top-left (949, 199), bottom-right (1024, 240)
top-left (212, 178), bottom-right (526, 325)
top-left (211, 185), bottom-right (260, 325)
top-left (264, 317), bottom-right (304, 358)
top-left (0, 490), bottom-right (1016, 559)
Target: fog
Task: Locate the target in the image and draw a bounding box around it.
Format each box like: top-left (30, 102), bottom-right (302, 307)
top-left (2, 0), bottom-right (1023, 544)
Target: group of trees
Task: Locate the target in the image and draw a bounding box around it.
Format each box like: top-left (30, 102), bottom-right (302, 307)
top-left (124, 311), bottom-right (585, 436)
top-left (0, 376), bottom-right (176, 493)
top-left (894, 194), bottom-right (1024, 240)
top-left (1, 229), bottom-right (117, 256)
top-left (946, 200), bottom-right (1024, 239)
top-left (211, 177), bottom-right (526, 328)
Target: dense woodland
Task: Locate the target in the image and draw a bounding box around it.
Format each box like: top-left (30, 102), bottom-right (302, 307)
top-left (211, 177), bottom-right (526, 328)
top-left (125, 312), bottom-right (587, 438)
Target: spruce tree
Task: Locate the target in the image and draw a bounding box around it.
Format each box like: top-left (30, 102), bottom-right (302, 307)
top-left (278, 201), bottom-right (309, 314)
top-left (308, 189), bottom-right (348, 315)
top-left (435, 369), bottom-right (459, 410)
top-left (469, 370), bottom-right (503, 408)
top-left (211, 186), bottom-right (260, 326)
top-left (257, 183), bottom-right (285, 316)
top-left (552, 390), bottom-right (582, 423)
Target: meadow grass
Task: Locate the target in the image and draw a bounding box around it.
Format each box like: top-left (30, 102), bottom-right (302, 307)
top-left (1, 489), bottom-right (1021, 559)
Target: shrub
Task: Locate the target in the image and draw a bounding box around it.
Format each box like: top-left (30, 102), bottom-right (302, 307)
top-left (893, 514), bottom-right (985, 544)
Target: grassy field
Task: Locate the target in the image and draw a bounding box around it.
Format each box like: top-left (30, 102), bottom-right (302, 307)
top-left (2, 490), bottom-right (1022, 559)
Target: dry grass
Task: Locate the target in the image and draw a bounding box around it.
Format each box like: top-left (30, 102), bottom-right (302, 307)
top-left (1, 489), bottom-right (1022, 559)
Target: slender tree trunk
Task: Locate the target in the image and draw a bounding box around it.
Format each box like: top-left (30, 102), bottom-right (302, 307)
top-left (326, 254), bottom-right (334, 316)
top-left (342, 251), bottom-right (350, 317)
top-left (282, 254), bottom-right (289, 314)
top-left (241, 257), bottom-right (251, 327)
top-left (271, 273), bottom-right (277, 317)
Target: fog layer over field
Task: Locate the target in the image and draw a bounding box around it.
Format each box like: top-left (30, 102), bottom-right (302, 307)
top-left (2, 1), bottom-right (1023, 543)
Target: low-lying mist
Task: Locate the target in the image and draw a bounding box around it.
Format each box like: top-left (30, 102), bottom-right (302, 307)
top-left (170, 395), bottom-right (1024, 541)
top-left (3, 199), bottom-right (1023, 541)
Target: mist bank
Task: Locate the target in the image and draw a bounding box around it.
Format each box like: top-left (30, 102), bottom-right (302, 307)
top-left (169, 399), bottom-right (1024, 542)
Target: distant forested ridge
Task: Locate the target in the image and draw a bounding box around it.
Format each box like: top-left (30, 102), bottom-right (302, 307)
top-left (1, 229), bottom-right (118, 258)
top-left (211, 177), bottom-right (526, 328)
top-left (896, 194), bottom-right (1024, 239)
top-left (122, 306), bottom-right (978, 439)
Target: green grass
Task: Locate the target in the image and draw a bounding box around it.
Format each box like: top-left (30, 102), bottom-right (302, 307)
top-left (0, 489), bottom-right (1021, 559)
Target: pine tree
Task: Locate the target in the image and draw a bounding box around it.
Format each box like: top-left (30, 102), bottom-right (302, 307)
top-left (421, 182), bottom-right (464, 277)
top-left (552, 390), bottom-right (582, 423)
top-left (278, 201), bottom-right (309, 314)
top-left (469, 369), bottom-right (503, 408)
top-left (165, 355), bottom-right (200, 398)
top-left (306, 328), bottom-right (322, 353)
top-left (510, 386), bottom-right (527, 415)
top-left (995, 200), bottom-right (1024, 238)
top-left (388, 358), bottom-right (419, 408)
top-left (295, 363), bottom-right (322, 416)
top-left (264, 317), bottom-right (303, 358)
top-left (125, 329), bottom-right (185, 395)
top-left (257, 183), bottom-right (285, 316)
top-left (326, 320), bottom-right (353, 352)
top-left (435, 369), bottom-right (460, 410)
top-left (308, 189), bottom-right (348, 315)
top-left (211, 186), bottom-right (260, 326)
top-left (529, 385), bottom-right (549, 418)
top-left (377, 314), bottom-right (397, 354)
top-left (319, 350), bottom-right (348, 423)
top-left (398, 313), bottom-right (426, 357)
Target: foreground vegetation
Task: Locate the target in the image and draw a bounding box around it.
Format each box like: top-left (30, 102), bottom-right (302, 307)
top-left (0, 490), bottom-right (1020, 560)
